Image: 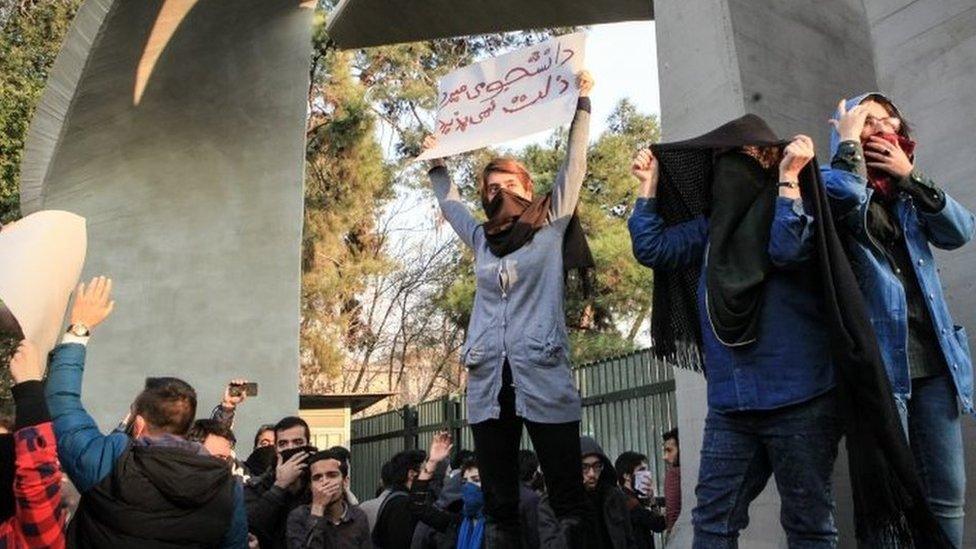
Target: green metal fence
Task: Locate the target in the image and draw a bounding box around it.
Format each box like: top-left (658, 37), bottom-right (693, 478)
top-left (349, 347), bottom-right (683, 504)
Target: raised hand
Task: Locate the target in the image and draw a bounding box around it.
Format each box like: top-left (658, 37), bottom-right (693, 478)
top-left (70, 276), bottom-right (116, 331)
top-left (778, 135), bottom-right (816, 182)
top-left (828, 98), bottom-right (870, 142)
top-left (632, 148), bottom-right (659, 198)
top-left (421, 134), bottom-right (446, 168)
top-left (222, 378), bottom-right (249, 409)
top-left (427, 431), bottom-right (453, 465)
top-left (863, 134), bottom-right (913, 178)
top-left (577, 70), bottom-right (595, 97)
top-left (9, 340), bottom-right (42, 384)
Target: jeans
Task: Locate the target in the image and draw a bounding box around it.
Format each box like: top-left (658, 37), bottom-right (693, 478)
top-left (692, 391), bottom-right (842, 548)
top-left (471, 362), bottom-right (587, 533)
top-left (894, 374), bottom-right (966, 547)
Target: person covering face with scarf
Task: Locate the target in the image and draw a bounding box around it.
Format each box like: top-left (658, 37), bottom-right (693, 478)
top-left (823, 94), bottom-right (975, 547)
top-left (627, 115), bottom-right (844, 546)
top-left (420, 70), bottom-right (594, 548)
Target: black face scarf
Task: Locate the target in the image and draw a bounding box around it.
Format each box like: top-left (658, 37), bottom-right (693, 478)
top-left (481, 188), bottom-right (595, 294)
top-left (649, 114), bottom-right (782, 362)
top-left (650, 113), bottom-right (952, 547)
top-left (0, 434), bottom-right (14, 522)
top-left (244, 445), bottom-right (277, 476)
top-left (705, 152), bottom-right (778, 347)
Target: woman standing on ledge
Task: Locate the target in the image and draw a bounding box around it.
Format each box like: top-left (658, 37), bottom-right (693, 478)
top-left (420, 70), bottom-right (594, 549)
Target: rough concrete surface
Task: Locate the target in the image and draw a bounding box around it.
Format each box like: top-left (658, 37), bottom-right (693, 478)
top-left (21, 0), bottom-right (313, 452)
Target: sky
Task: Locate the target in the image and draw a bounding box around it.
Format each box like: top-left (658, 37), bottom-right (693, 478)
top-left (505, 21), bottom-right (660, 149)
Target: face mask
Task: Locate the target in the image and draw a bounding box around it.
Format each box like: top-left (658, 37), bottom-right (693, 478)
top-left (0, 435), bottom-right (14, 522)
top-left (481, 188), bottom-right (533, 233)
top-left (860, 133), bottom-right (916, 201)
top-left (244, 445), bottom-right (277, 476)
top-left (461, 481), bottom-right (484, 518)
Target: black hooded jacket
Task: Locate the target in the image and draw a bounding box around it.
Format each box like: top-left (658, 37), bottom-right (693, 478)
top-left (68, 443), bottom-right (236, 548)
top-left (538, 437), bottom-right (634, 549)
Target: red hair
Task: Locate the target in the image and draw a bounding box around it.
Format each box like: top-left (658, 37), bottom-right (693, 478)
top-left (481, 158), bottom-right (534, 196)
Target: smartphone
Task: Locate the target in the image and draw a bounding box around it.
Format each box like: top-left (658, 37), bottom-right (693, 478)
top-left (229, 382), bottom-right (259, 397)
top-left (634, 470), bottom-right (653, 498)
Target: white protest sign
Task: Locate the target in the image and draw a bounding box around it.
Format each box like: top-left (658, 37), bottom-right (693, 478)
top-left (417, 32), bottom-right (586, 160)
top-left (0, 210), bottom-right (86, 356)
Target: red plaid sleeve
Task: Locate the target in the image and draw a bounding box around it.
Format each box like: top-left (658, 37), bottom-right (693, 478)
top-left (13, 421), bottom-right (65, 549)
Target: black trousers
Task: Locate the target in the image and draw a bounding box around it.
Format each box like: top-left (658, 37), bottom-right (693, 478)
top-left (471, 362), bottom-right (587, 530)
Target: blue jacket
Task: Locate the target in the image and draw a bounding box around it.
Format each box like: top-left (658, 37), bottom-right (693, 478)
top-left (45, 343), bottom-right (248, 547)
top-left (821, 93), bottom-right (976, 409)
top-left (628, 196), bottom-right (835, 412)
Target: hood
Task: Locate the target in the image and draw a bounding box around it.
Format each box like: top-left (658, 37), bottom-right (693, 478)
top-left (827, 92), bottom-right (906, 159)
top-left (127, 443), bottom-right (234, 507)
top-left (437, 471), bottom-right (465, 509)
top-left (580, 436), bottom-right (616, 486)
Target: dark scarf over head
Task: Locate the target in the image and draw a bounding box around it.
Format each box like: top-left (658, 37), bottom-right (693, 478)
top-left (862, 132), bottom-right (916, 201)
top-left (649, 114), bottom-right (782, 360)
top-left (650, 113), bottom-right (952, 546)
top-left (481, 188), bottom-right (595, 293)
top-left (803, 161), bottom-right (951, 547)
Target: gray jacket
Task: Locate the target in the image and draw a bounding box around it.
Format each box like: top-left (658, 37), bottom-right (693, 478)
top-left (430, 101), bottom-right (590, 424)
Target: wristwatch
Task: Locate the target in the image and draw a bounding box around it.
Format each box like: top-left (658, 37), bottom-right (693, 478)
top-left (67, 323), bottom-right (91, 337)
top-left (777, 181), bottom-right (799, 189)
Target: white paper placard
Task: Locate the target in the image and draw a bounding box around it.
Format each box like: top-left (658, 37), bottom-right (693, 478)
top-left (417, 32), bottom-right (587, 160)
top-left (0, 210), bottom-right (87, 356)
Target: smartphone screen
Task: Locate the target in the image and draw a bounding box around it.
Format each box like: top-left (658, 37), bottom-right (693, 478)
top-left (634, 470), bottom-right (653, 497)
top-left (230, 382), bottom-right (259, 397)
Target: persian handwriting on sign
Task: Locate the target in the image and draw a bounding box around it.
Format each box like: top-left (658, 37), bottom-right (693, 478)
top-left (417, 32), bottom-right (586, 161)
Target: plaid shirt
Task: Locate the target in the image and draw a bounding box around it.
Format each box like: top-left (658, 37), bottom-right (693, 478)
top-left (0, 422), bottom-right (65, 549)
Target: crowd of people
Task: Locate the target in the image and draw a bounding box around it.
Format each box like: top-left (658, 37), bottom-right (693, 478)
top-left (0, 274), bottom-right (682, 548)
top-left (2, 67), bottom-right (974, 549)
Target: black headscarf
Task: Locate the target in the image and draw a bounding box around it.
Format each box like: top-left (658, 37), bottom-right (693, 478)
top-left (650, 113), bottom-right (952, 546)
top-left (481, 188), bottom-right (595, 294)
top-left (649, 114), bottom-right (782, 362)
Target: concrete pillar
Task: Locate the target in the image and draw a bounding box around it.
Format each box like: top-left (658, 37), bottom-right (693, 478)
top-left (20, 0), bottom-right (313, 448)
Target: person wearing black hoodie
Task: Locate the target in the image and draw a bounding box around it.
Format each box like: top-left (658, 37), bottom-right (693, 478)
top-left (45, 276), bottom-right (246, 548)
top-left (538, 436), bottom-right (634, 549)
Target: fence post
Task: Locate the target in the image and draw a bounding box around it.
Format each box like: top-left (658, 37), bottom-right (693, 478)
top-left (444, 396), bottom-right (463, 462)
top-left (403, 405), bottom-right (418, 450)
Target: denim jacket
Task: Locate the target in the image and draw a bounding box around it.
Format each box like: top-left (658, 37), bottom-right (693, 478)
top-left (821, 95), bottom-right (976, 410)
top-left (628, 195), bottom-right (835, 412)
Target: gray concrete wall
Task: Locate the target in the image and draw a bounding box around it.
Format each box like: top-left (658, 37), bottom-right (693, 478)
top-left (21, 0), bottom-right (313, 453)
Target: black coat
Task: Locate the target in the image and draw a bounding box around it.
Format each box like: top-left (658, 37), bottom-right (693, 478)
top-left (245, 469), bottom-right (309, 549)
top-left (68, 444), bottom-right (236, 549)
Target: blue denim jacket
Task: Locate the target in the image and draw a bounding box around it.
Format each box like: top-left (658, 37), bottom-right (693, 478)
top-left (45, 343), bottom-right (248, 548)
top-left (821, 95), bottom-right (976, 410)
top-left (628, 197), bottom-right (835, 412)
